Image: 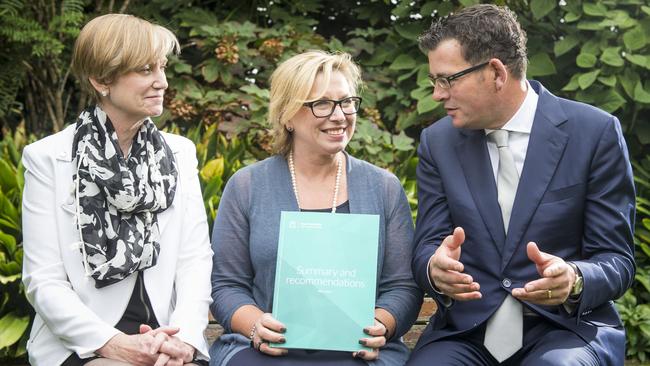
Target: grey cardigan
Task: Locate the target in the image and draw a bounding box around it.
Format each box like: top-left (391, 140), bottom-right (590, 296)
top-left (209, 153), bottom-right (422, 366)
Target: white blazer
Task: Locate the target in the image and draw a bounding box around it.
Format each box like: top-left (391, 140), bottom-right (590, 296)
top-left (21, 124), bottom-right (213, 365)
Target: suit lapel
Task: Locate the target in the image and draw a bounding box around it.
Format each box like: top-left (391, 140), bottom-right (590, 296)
top-left (456, 129), bottom-right (506, 254)
top-left (501, 83), bottom-right (569, 270)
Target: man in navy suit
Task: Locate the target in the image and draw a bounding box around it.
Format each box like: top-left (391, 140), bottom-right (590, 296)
top-left (408, 4), bottom-right (635, 365)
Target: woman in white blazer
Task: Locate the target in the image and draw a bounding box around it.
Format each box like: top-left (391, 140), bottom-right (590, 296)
top-left (21, 14), bottom-right (212, 366)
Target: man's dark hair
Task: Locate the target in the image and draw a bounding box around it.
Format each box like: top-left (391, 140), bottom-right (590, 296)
top-left (419, 4), bottom-right (528, 79)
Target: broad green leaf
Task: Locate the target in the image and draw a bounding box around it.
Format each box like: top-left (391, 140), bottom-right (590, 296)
top-left (397, 67), bottom-right (419, 83)
top-left (239, 84), bottom-right (269, 100)
top-left (201, 62), bottom-right (220, 83)
top-left (623, 27), bottom-right (646, 51)
top-left (634, 81), bottom-right (650, 104)
top-left (201, 178), bottom-right (223, 202)
top-left (416, 64), bottom-right (431, 87)
top-left (601, 10), bottom-right (636, 29)
top-left (417, 96), bottom-right (438, 114)
top-left (619, 69), bottom-right (640, 99)
top-left (530, 0), bottom-right (556, 20)
top-left (576, 53), bottom-right (597, 68)
top-left (420, 2), bottom-right (437, 17)
top-left (583, 3), bottom-right (607, 17)
top-left (596, 90), bottom-right (626, 113)
top-left (182, 82), bottom-right (203, 100)
top-left (564, 13), bottom-right (580, 23)
top-left (554, 36), bottom-right (579, 57)
top-left (0, 273), bottom-right (20, 285)
top-left (527, 52), bottom-right (556, 77)
top-left (200, 158), bottom-right (225, 181)
top-left (410, 86), bottom-right (431, 100)
top-left (0, 230), bottom-right (16, 256)
top-left (173, 63), bottom-right (192, 74)
top-left (600, 48), bottom-right (624, 67)
top-left (396, 111), bottom-right (419, 131)
top-left (562, 74), bottom-right (580, 91)
top-left (597, 75), bottom-right (617, 87)
top-left (578, 70), bottom-right (600, 89)
top-left (394, 23), bottom-right (423, 41)
top-left (577, 21), bottom-right (604, 31)
top-left (458, 0), bottom-right (479, 6)
top-left (393, 131), bottom-right (414, 151)
top-left (625, 54), bottom-right (650, 68)
top-left (0, 159), bottom-right (17, 192)
top-left (389, 54), bottom-right (416, 71)
top-left (0, 312), bottom-right (29, 349)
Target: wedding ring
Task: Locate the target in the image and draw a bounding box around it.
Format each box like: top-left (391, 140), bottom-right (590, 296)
top-left (547, 289), bottom-right (552, 299)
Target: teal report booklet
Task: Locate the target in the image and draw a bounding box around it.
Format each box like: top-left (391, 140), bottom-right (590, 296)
top-left (270, 211), bottom-right (380, 352)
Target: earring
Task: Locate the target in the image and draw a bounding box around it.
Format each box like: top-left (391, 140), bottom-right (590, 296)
top-left (101, 90), bottom-right (108, 97)
top-left (286, 126), bottom-right (294, 132)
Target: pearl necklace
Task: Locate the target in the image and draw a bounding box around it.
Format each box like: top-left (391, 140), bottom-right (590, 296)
top-left (288, 150), bottom-right (343, 213)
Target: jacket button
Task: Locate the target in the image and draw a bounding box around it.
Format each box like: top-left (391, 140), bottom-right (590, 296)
top-left (502, 278), bottom-right (512, 288)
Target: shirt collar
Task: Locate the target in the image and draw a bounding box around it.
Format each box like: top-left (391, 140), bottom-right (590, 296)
top-left (485, 80), bottom-right (539, 135)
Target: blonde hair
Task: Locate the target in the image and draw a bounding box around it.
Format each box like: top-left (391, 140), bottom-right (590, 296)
top-left (268, 50), bottom-right (362, 156)
top-left (72, 14), bottom-right (180, 101)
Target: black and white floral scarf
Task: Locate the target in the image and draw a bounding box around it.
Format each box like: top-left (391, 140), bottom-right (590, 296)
top-left (72, 106), bottom-right (177, 288)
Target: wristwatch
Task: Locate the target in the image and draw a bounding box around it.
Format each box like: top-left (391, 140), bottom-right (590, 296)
top-left (567, 262), bottom-right (584, 297)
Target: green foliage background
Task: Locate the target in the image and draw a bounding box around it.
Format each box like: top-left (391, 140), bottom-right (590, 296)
top-left (0, 0), bottom-right (649, 363)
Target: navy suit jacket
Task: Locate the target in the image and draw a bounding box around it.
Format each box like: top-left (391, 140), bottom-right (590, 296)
top-left (411, 81), bottom-right (635, 364)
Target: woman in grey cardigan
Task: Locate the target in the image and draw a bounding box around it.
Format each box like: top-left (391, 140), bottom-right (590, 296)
top-left (209, 50), bottom-right (422, 366)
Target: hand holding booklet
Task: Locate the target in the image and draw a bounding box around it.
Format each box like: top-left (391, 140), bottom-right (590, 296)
top-left (271, 211), bottom-right (380, 352)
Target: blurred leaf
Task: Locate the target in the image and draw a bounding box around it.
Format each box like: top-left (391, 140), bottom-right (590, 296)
top-left (626, 54), bottom-right (650, 68)
top-left (173, 63), bottom-right (192, 74)
top-left (600, 47), bottom-right (625, 67)
top-left (458, 0), bottom-right (479, 6)
top-left (576, 53), bottom-right (597, 68)
top-left (393, 131), bottom-right (414, 151)
top-left (578, 70), bottom-right (600, 89)
top-left (394, 23), bottom-right (423, 41)
top-left (597, 75), bottom-right (617, 87)
top-left (583, 3), bottom-right (608, 16)
top-left (623, 26), bottom-right (647, 51)
top-left (527, 52), bottom-right (556, 76)
top-left (619, 69), bottom-right (640, 99)
top-left (562, 74), bottom-right (580, 91)
top-left (417, 96), bottom-right (438, 114)
top-left (0, 312), bottom-right (29, 349)
top-left (596, 90), bottom-right (626, 113)
top-left (634, 81), bottom-right (650, 104)
top-left (200, 158), bottom-right (225, 181)
top-left (554, 36), bottom-right (580, 57)
top-left (530, 0), bottom-right (556, 20)
top-left (202, 62), bottom-right (220, 83)
top-left (0, 159), bottom-right (17, 192)
top-left (389, 54), bottom-right (416, 71)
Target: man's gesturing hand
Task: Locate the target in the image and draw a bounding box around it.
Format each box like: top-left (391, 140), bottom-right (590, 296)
top-left (427, 227), bottom-right (481, 301)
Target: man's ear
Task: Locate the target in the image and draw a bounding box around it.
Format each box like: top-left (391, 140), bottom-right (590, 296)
top-left (489, 58), bottom-right (509, 90)
top-left (89, 77), bottom-right (109, 95)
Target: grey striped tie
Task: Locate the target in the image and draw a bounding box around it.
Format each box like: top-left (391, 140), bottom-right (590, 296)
top-left (484, 129), bottom-right (523, 362)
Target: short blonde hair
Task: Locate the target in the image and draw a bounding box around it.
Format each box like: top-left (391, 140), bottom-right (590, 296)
top-left (72, 14), bottom-right (180, 101)
top-left (268, 50), bottom-right (362, 156)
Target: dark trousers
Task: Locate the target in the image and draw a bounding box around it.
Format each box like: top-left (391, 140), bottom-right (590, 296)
top-left (406, 317), bottom-right (600, 366)
top-left (227, 348), bottom-right (369, 366)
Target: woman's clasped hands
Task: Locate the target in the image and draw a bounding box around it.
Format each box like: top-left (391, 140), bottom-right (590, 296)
top-left (97, 324), bottom-right (195, 366)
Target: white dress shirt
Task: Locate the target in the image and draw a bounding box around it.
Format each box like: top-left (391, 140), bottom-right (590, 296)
top-left (485, 81), bottom-right (539, 180)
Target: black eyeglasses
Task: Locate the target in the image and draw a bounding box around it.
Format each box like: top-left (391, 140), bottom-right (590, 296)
top-left (303, 96), bottom-right (362, 118)
top-left (428, 62), bottom-right (489, 90)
